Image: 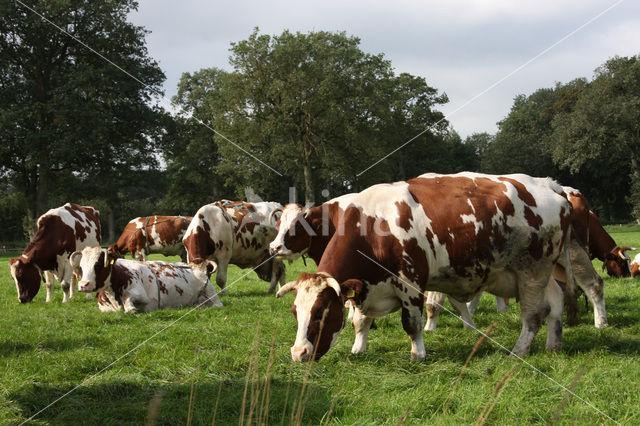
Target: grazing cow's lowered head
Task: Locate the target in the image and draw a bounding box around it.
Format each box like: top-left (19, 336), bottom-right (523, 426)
top-left (604, 246), bottom-right (635, 277)
top-left (630, 252), bottom-right (640, 278)
top-left (269, 204), bottom-right (314, 259)
top-left (277, 272), bottom-right (362, 361)
top-left (9, 257), bottom-right (42, 303)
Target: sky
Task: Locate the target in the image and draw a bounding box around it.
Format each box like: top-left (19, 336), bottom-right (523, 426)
top-left (129, 0), bottom-right (640, 138)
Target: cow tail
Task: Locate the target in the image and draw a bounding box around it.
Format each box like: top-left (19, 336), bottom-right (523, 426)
top-left (563, 225), bottom-right (578, 326)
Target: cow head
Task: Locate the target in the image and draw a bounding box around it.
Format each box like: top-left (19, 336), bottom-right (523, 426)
top-left (187, 258), bottom-right (218, 284)
top-left (276, 273), bottom-right (363, 361)
top-left (70, 246), bottom-right (115, 292)
top-left (604, 246), bottom-right (636, 277)
top-left (269, 204), bottom-right (315, 259)
top-left (9, 257), bottom-right (43, 303)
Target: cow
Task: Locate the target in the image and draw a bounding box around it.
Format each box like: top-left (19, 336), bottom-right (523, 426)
top-left (269, 195), bottom-right (476, 330)
top-left (276, 172), bottom-right (574, 361)
top-left (183, 200), bottom-right (286, 294)
top-left (9, 203), bottom-right (101, 303)
top-left (110, 215), bottom-right (192, 261)
top-left (69, 246), bottom-right (222, 313)
top-left (564, 187), bottom-right (634, 277)
top-left (631, 253), bottom-right (640, 277)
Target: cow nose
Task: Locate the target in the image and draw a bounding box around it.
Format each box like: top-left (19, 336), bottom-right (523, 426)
top-left (270, 245), bottom-right (282, 256)
top-left (291, 346), bottom-right (310, 362)
top-left (78, 280), bottom-right (92, 291)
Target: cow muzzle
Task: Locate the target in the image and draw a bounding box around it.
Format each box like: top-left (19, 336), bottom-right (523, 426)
top-left (78, 280), bottom-right (95, 292)
top-left (291, 343), bottom-right (314, 362)
top-left (269, 244), bottom-right (283, 256)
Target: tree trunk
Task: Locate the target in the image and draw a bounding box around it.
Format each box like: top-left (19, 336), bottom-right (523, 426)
top-left (303, 161), bottom-right (315, 207)
top-left (107, 208), bottom-right (115, 243)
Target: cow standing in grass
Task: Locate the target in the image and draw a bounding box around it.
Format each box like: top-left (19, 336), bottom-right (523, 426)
top-left (110, 215), bottom-right (192, 261)
top-left (183, 200), bottom-right (285, 294)
top-left (277, 173), bottom-right (574, 361)
top-left (9, 203), bottom-right (101, 303)
top-left (70, 246), bottom-right (222, 313)
top-left (269, 195), bottom-right (477, 330)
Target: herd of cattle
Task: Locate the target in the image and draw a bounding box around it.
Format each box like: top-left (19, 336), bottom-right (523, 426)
top-left (8, 172), bottom-right (640, 362)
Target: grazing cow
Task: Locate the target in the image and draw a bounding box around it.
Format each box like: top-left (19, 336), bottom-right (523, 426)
top-left (269, 195), bottom-right (476, 330)
top-left (277, 172), bottom-right (574, 361)
top-left (110, 215), bottom-right (192, 261)
top-left (630, 253), bottom-right (640, 277)
top-left (70, 246), bottom-right (222, 313)
top-left (564, 187), bottom-right (634, 277)
top-left (9, 203), bottom-right (101, 303)
top-left (183, 200), bottom-right (286, 294)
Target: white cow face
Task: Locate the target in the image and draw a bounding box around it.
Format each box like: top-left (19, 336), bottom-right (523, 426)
top-left (276, 273), bottom-right (346, 361)
top-left (269, 204), bottom-right (313, 259)
top-left (70, 246), bottom-right (113, 292)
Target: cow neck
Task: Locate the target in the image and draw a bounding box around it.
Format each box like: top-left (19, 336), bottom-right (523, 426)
top-left (587, 216), bottom-right (617, 261)
top-left (306, 206), bottom-right (336, 265)
top-left (109, 260), bottom-right (132, 302)
top-left (22, 221), bottom-right (63, 271)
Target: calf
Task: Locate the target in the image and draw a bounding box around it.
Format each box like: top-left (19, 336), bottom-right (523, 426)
top-left (111, 216), bottom-right (192, 261)
top-left (70, 246), bottom-right (222, 313)
top-left (9, 203), bottom-right (101, 303)
top-left (277, 173), bottom-right (573, 361)
top-left (183, 200), bottom-right (286, 294)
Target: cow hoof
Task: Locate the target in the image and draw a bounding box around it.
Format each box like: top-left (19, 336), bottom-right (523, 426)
top-left (595, 319), bottom-right (608, 328)
top-left (410, 352), bottom-right (426, 362)
top-left (546, 343), bottom-right (562, 352)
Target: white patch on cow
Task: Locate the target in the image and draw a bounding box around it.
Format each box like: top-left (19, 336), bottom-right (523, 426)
top-left (9, 261), bottom-right (20, 299)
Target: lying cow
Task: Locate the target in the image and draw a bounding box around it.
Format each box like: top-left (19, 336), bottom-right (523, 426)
top-left (631, 253), bottom-right (640, 277)
top-left (269, 196), bottom-right (476, 330)
top-left (70, 246), bottom-right (222, 313)
top-left (9, 203), bottom-right (101, 303)
top-left (110, 215), bottom-right (192, 261)
top-left (277, 172), bottom-right (574, 361)
top-left (183, 200), bottom-right (285, 294)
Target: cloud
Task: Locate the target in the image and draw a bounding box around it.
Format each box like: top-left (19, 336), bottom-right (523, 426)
top-left (129, 0), bottom-right (640, 137)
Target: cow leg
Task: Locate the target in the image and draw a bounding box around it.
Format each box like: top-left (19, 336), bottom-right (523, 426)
top-left (351, 308), bottom-right (374, 354)
top-left (496, 297), bottom-right (509, 312)
top-left (584, 275), bottom-right (607, 328)
top-left (424, 291), bottom-right (445, 331)
top-left (449, 296), bottom-right (476, 330)
top-left (567, 241), bottom-right (608, 328)
top-left (199, 281), bottom-right (223, 307)
top-left (124, 288), bottom-right (151, 313)
top-left (402, 305), bottom-right (426, 361)
top-left (512, 272), bottom-right (555, 356)
top-left (44, 271), bottom-right (56, 302)
top-left (466, 292), bottom-right (482, 315)
top-left (267, 260), bottom-right (283, 294)
top-left (215, 260), bottom-right (229, 295)
top-left (544, 277), bottom-right (564, 351)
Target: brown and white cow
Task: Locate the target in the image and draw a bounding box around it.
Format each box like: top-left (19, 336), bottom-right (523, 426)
top-left (269, 195), bottom-right (477, 330)
top-left (70, 246), bottom-right (222, 313)
top-left (277, 172), bottom-right (574, 361)
top-left (9, 203), bottom-right (101, 303)
top-left (183, 200), bottom-right (286, 294)
top-left (564, 187), bottom-right (634, 277)
top-left (110, 215), bottom-right (192, 261)
top-left (630, 253), bottom-right (640, 277)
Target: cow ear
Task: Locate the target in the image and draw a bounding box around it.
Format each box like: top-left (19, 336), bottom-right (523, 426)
top-left (69, 251), bottom-right (82, 268)
top-left (9, 257), bottom-right (19, 267)
top-left (206, 260), bottom-right (218, 276)
top-left (340, 279), bottom-right (364, 302)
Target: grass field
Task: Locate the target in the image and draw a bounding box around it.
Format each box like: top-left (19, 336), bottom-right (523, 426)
top-left (1, 226), bottom-right (640, 425)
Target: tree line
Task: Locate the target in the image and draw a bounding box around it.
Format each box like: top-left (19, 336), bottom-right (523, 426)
top-left (1, 0), bottom-right (639, 243)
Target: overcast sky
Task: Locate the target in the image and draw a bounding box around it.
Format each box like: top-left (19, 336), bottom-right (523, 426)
top-left (129, 0), bottom-right (640, 138)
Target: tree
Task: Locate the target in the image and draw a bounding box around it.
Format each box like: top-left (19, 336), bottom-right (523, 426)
top-left (552, 56), bottom-right (640, 220)
top-left (0, 0), bottom-right (166, 235)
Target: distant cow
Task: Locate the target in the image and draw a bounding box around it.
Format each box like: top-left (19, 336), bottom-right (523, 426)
top-left (110, 215), bottom-right (192, 261)
top-left (631, 253), bottom-right (640, 277)
top-left (9, 203), bottom-right (101, 303)
top-left (277, 173), bottom-right (574, 361)
top-left (564, 187), bottom-right (634, 277)
top-left (70, 246), bottom-right (222, 313)
top-left (183, 200), bottom-right (286, 294)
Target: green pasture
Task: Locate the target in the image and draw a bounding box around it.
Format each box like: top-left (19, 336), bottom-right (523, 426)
top-left (1, 226), bottom-right (639, 424)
